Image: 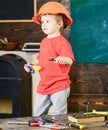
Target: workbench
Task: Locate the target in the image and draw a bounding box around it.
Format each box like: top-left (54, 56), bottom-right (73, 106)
top-left (0, 115), bottom-right (108, 130)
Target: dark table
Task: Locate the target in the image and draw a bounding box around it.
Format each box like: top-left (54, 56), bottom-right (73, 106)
top-left (0, 115), bottom-right (108, 130)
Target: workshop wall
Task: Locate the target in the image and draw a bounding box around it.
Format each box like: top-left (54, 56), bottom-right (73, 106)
top-left (0, 0), bottom-right (70, 50)
top-left (68, 0), bottom-right (108, 113)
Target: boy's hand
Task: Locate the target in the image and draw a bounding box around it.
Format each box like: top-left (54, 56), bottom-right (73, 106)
top-left (55, 56), bottom-right (73, 66)
top-left (24, 63), bottom-right (41, 74)
top-left (24, 63), bottom-right (34, 74)
top-left (24, 64), bottom-right (31, 73)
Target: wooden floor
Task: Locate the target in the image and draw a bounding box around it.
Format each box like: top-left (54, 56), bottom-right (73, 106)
top-left (0, 115), bottom-right (108, 130)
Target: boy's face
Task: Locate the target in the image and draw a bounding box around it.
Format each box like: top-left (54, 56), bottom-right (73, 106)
top-left (41, 14), bottom-right (62, 37)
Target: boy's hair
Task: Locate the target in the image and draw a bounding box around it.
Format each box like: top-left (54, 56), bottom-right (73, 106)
top-left (55, 14), bottom-right (67, 29)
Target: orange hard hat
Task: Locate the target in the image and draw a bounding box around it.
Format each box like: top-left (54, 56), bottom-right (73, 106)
top-left (32, 1), bottom-right (73, 27)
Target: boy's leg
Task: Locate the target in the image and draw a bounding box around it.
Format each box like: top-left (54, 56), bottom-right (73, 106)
top-left (50, 87), bottom-right (70, 115)
top-left (34, 93), bottom-right (52, 116)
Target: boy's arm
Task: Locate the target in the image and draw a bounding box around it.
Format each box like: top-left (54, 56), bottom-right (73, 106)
top-left (30, 53), bottom-right (39, 65)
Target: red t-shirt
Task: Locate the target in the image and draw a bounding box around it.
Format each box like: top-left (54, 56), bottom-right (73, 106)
top-left (37, 35), bottom-right (74, 94)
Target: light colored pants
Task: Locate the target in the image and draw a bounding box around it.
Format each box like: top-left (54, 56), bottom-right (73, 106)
top-left (34, 87), bottom-right (70, 116)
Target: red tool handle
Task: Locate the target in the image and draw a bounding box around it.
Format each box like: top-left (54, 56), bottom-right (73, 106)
top-left (29, 122), bottom-right (40, 127)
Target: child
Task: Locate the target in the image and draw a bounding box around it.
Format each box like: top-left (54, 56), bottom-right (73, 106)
top-left (24, 1), bottom-right (75, 116)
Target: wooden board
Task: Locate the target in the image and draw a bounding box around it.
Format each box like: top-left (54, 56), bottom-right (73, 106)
top-left (68, 114), bottom-right (105, 123)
